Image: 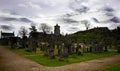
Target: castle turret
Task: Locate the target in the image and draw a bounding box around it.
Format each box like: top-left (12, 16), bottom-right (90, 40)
top-left (54, 24), bottom-right (60, 36)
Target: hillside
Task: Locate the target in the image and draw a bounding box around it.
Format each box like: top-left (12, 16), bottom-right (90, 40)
top-left (67, 27), bottom-right (120, 46)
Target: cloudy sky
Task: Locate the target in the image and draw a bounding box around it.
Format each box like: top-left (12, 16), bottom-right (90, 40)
top-left (0, 0), bottom-right (120, 36)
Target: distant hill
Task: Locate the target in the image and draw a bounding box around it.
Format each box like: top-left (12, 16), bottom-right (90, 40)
top-left (67, 27), bottom-right (120, 45)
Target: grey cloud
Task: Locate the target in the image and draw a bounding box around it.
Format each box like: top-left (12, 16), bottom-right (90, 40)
top-left (0, 25), bottom-right (14, 30)
top-left (20, 18), bottom-right (32, 23)
top-left (105, 13), bottom-right (114, 16)
top-left (0, 16), bottom-right (32, 23)
top-left (0, 0), bottom-right (120, 34)
top-left (97, 17), bottom-right (120, 23)
top-left (69, 0), bottom-right (89, 13)
top-left (61, 18), bottom-right (79, 23)
top-left (1, 17), bottom-right (17, 21)
top-left (110, 17), bottom-right (120, 23)
top-left (102, 7), bottom-right (114, 12)
top-left (91, 18), bottom-right (100, 23)
top-left (75, 6), bottom-right (89, 13)
top-left (69, 27), bottom-right (79, 30)
top-left (63, 13), bottom-right (74, 17)
top-left (1, 9), bottom-right (19, 15)
top-left (69, 4), bottom-right (89, 13)
top-left (67, 27), bottom-right (79, 32)
top-left (0, 1), bottom-right (41, 17)
top-left (74, 0), bottom-right (87, 2)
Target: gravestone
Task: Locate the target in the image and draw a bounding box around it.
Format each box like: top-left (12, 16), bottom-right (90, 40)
top-left (42, 44), bottom-right (45, 51)
top-left (40, 43), bottom-right (45, 51)
top-left (44, 44), bottom-right (49, 56)
top-left (32, 40), bottom-right (37, 53)
top-left (104, 46), bottom-right (108, 52)
top-left (27, 38), bottom-right (33, 52)
top-left (90, 46), bottom-right (92, 52)
top-left (27, 38), bottom-right (37, 53)
top-left (97, 43), bottom-right (103, 53)
top-left (21, 36), bottom-right (27, 48)
top-left (67, 43), bottom-right (72, 54)
top-left (48, 43), bottom-right (55, 59)
top-left (91, 43), bottom-right (103, 53)
top-left (76, 44), bottom-right (79, 54)
top-left (71, 43), bottom-right (75, 54)
top-left (49, 48), bottom-right (55, 59)
top-left (59, 43), bottom-right (64, 61)
top-left (63, 43), bottom-right (69, 58)
top-left (59, 53), bottom-right (64, 61)
top-left (76, 44), bottom-right (83, 55)
top-left (58, 44), bottom-right (62, 56)
top-left (117, 45), bottom-right (120, 53)
top-left (83, 45), bottom-right (88, 53)
top-left (10, 37), bottom-right (18, 48)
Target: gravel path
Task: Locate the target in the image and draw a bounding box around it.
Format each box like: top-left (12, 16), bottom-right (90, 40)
top-left (0, 45), bottom-right (120, 71)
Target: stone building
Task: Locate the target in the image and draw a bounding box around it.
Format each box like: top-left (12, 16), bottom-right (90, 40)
top-left (54, 24), bottom-right (60, 36)
top-left (1, 31), bottom-right (14, 38)
top-left (0, 31), bottom-right (15, 45)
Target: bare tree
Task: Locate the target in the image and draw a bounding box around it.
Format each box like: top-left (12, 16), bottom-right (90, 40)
top-left (81, 20), bottom-right (91, 30)
top-left (29, 26), bottom-right (37, 32)
top-left (39, 23), bottom-right (52, 34)
top-left (29, 25), bottom-right (38, 38)
top-left (19, 26), bottom-right (28, 37)
top-left (18, 26), bottom-right (28, 48)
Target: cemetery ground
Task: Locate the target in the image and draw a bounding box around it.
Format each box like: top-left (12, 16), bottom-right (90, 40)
top-left (0, 45), bottom-right (120, 71)
top-left (6, 46), bottom-right (118, 67)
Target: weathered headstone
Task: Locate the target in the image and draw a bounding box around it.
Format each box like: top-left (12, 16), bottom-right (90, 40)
top-left (59, 43), bottom-right (64, 61)
top-left (21, 36), bottom-right (27, 48)
top-left (48, 44), bottom-right (55, 59)
top-left (117, 45), bottom-right (120, 53)
top-left (49, 49), bottom-right (55, 59)
top-left (59, 53), bottom-right (64, 61)
top-left (27, 38), bottom-right (33, 52)
top-left (91, 43), bottom-right (103, 53)
top-left (76, 44), bottom-right (79, 54)
top-left (71, 43), bottom-right (75, 54)
top-left (58, 44), bottom-right (62, 56)
top-left (10, 37), bottom-right (18, 48)
top-left (97, 43), bottom-right (103, 53)
top-left (44, 44), bottom-right (49, 56)
top-left (104, 46), bottom-right (108, 52)
top-left (83, 45), bottom-right (88, 53)
top-left (32, 40), bottom-right (37, 53)
top-left (67, 43), bottom-right (72, 54)
top-left (63, 43), bottom-right (69, 58)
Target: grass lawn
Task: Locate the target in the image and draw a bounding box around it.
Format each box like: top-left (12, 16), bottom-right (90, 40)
top-left (6, 46), bottom-right (118, 67)
top-left (99, 63), bottom-right (120, 71)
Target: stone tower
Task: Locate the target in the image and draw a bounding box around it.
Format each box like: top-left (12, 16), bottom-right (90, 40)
top-left (54, 24), bottom-right (60, 36)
